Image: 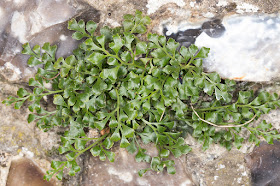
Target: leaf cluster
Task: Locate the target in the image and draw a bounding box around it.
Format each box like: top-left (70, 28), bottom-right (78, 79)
top-left (2, 10), bottom-right (280, 181)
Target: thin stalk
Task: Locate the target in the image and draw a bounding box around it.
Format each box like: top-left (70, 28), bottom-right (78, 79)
top-left (74, 133), bottom-right (108, 159)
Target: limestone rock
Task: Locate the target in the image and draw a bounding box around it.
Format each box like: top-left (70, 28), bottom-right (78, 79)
top-left (81, 144), bottom-right (194, 186)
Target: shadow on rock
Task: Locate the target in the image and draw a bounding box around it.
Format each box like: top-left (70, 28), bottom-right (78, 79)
top-left (246, 141), bottom-right (280, 186)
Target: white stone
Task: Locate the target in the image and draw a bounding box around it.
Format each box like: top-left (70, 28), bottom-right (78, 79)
top-left (195, 15), bottom-right (280, 82)
top-left (0, 62), bottom-right (22, 81)
top-left (219, 164), bottom-right (225, 169)
top-left (11, 11), bottom-right (27, 43)
top-left (137, 178), bottom-right (150, 186)
top-left (59, 34), bottom-right (67, 41)
top-left (180, 179), bottom-right (192, 186)
top-left (105, 18), bottom-right (121, 27)
top-left (217, 0), bottom-right (228, 7)
top-left (146, 0), bottom-right (186, 15)
top-left (107, 167), bottom-right (133, 182)
top-left (236, 3), bottom-right (259, 14)
top-left (203, 12), bottom-right (215, 18)
top-left (21, 147), bottom-right (34, 158)
top-left (189, 1), bottom-right (195, 8)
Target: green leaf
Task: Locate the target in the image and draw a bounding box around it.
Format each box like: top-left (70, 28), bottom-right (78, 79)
top-left (107, 57), bottom-right (119, 66)
top-left (160, 149), bottom-right (170, 158)
top-left (110, 129), bottom-right (121, 142)
top-left (167, 165), bottom-right (176, 174)
top-left (237, 91), bottom-right (252, 104)
top-left (123, 20), bottom-right (134, 32)
top-left (205, 112), bottom-right (221, 123)
top-left (122, 125), bottom-right (134, 138)
top-left (241, 107), bottom-right (254, 119)
top-left (95, 117), bottom-right (109, 130)
top-left (22, 43), bottom-right (35, 56)
top-left (136, 42), bottom-right (147, 55)
top-left (263, 135), bottom-right (274, 144)
top-left (103, 138), bottom-right (114, 149)
top-left (134, 24), bottom-right (146, 34)
top-left (42, 42), bottom-right (57, 60)
top-left (68, 19), bottom-right (88, 40)
top-left (121, 51), bottom-right (132, 62)
top-left (135, 150), bottom-right (151, 163)
top-left (27, 114), bottom-right (36, 123)
top-left (100, 66), bottom-right (119, 82)
top-left (29, 78), bottom-right (41, 87)
top-left (14, 101), bottom-right (24, 109)
top-left (224, 131), bottom-right (232, 141)
top-left (231, 112), bottom-right (242, 122)
top-left (120, 137), bottom-right (130, 148)
top-left (51, 161), bottom-right (64, 169)
top-left (90, 146), bottom-right (101, 156)
top-left (151, 48), bottom-right (165, 59)
top-left (104, 150), bottom-right (116, 162)
top-left (56, 171), bottom-right (63, 181)
top-left (84, 38), bottom-right (102, 51)
top-left (66, 152), bottom-right (75, 161)
top-left (180, 46), bottom-right (191, 61)
top-left (28, 56), bottom-right (42, 67)
top-left (138, 169), bottom-right (149, 177)
top-left (126, 141), bottom-right (137, 154)
top-left (109, 35), bottom-right (124, 54)
top-left (196, 47), bottom-right (210, 58)
top-left (17, 88), bottom-right (28, 98)
top-left (96, 35), bottom-right (106, 48)
top-left (189, 44), bottom-right (198, 56)
top-left (87, 52), bottom-right (106, 69)
top-left (92, 79), bottom-right (107, 96)
top-left (234, 134), bottom-right (244, 149)
top-left (202, 136), bottom-right (213, 151)
top-left (257, 120), bottom-right (272, 131)
top-left (86, 21), bottom-right (97, 36)
top-left (53, 95), bottom-right (67, 107)
top-left (166, 38), bottom-right (179, 55)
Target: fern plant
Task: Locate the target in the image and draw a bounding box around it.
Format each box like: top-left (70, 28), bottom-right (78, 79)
top-left (2, 10), bottom-right (280, 181)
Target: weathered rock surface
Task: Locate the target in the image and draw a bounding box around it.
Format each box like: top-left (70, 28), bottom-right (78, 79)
top-left (165, 14), bottom-right (280, 82)
top-left (1, 0), bottom-right (280, 186)
top-left (6, 158), bottom-right (56, 186)
top-left (246, 141), bottom-right (280, 186)
top-left (81, 144), bottom-right (194, 186)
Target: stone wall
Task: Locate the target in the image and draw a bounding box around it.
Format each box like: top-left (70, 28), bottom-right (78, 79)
top-left (1, 0), bottom-right (280, 185)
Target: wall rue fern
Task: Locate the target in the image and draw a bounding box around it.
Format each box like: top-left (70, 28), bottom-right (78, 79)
top-left (3, 10), bottom-right (280, 181)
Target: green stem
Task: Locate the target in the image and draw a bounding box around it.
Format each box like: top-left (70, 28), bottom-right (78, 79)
top-left (103, 49), bottom-right (145, 70)
top-left (115, 88), bottom-right (120, 123)
top-left (141, 90), bottom-right (159, 101)
top-left (74, 133), bottom-right (108, 159)
top-left (162, 46), bottom-right (175, 60)
top-left (181, 57), bottom-right (194, 69)
top-left (41, 89), bottom-right (64, 96)
top-left (141, 119), bottom-right (158, 135)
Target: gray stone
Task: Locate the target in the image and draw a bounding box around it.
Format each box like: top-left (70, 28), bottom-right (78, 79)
top-left (246, 141), bottom-right (280, 186)
top-left (81, 144), bottom-right (194, 186)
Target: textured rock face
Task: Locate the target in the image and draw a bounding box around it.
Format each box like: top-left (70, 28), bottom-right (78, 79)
top-left (246, 141), bottom-right (280, 186)
top-left (81, 145), bottom-right (193, 186)
top-left (6, 158), bottom-right (55, 186)
top-left (1, 0), bottom-right (280, 186)
top-left (196, 14), bottom-right (280, 82)
top-left (164, 14), bottom-right (280, 82)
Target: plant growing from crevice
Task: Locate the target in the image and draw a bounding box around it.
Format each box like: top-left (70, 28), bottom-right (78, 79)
top-left (3, 10), bottom-right (280, 181)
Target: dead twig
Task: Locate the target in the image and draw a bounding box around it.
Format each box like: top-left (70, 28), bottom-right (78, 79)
top-left (190, 105), bottom-right (256, 128)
